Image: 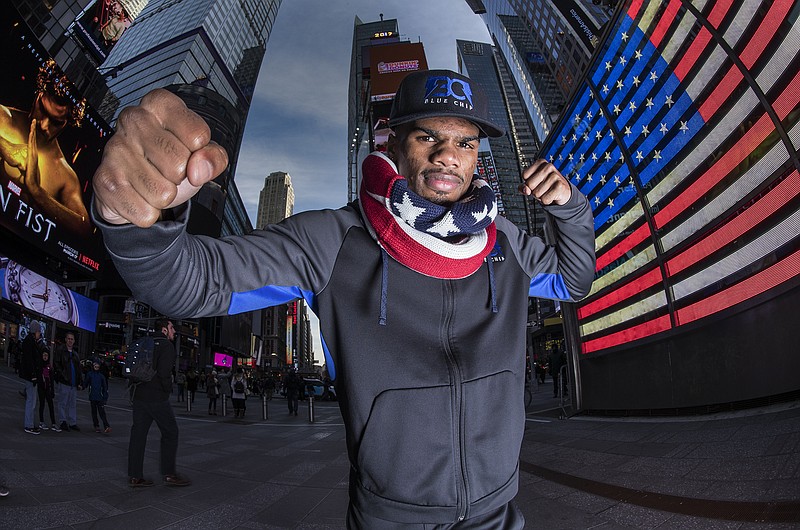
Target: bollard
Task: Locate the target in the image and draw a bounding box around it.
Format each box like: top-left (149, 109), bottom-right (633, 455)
top-left (262, 393), bottom-right (269, 420)
top-left (186, 394), bottom-right (192, 413)
top-left (221, 394), bottom-right (227, 417)
top-left (307, 394), bottom-right (315, 423)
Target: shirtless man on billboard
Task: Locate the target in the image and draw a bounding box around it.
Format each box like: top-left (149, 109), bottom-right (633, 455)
top-left (0, 59), bottom-right (90, 236)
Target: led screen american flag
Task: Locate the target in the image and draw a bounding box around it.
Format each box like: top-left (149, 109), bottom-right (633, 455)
top-left (541, 0), bottom-right (800, 354)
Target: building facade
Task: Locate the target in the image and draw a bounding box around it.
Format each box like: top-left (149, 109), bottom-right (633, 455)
top-left (256, 171), bottom-right (295, 229)
top-left (2, 1), bottom-right (283, 374)
top-left (254, 171), bottom-right (313, 374)
top-left (347, 16), bottom-right (401, 202)
top-left (466, 0), bottom-right (609, 143)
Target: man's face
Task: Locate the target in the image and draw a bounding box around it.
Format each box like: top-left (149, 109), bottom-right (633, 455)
top-left (163, 321), bottom-right (176, 341)
top-left (65, 334), bottom-right (75, 349)
top-left (388, 117), bottom-right (480, 206)
top-left (33, 92), bottom-right (70, 141)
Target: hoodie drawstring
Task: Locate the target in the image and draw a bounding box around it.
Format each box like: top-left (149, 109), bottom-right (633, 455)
top-left (379, 249), bottom-right (389, 326)
top-left (487, 257), bottom-right (498, 314)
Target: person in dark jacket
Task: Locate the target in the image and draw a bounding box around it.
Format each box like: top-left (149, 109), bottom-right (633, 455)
top-left (83, 359), bottom-right (111, 433)
top-left (185, 367), bottom-right (198, 402)
top-left (127, 319), bottom-right (190, 488)
top-left (549, 348), bottom-right (567, 398)
top-left (91, 70), bottom-right (595, 527)
top-left (37, 350), bottom-right (59, 431)
top-left (283, 369), bottom-right (301, 416)
top-left (230, 369), bottom-right (247, 418)
top-left (53, 331), bottom-right (83, 431)
top-left (20, 321), bottom-right (45, 435)
top-left (206, 370), bottom-right (220, 415)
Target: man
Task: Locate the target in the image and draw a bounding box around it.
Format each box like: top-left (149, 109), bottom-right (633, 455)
top-left (549, 347), bottom-right (567, 398)
top-left (92, 69), bottom-right (595, 527)
top-left (0, 59), bottom-right (90, 235)
top-left (284, 369), bottom-right (301, 416)
top-left (54, 331), bottom-right (82, 431)
top-left (127, 318), bottom-right (190, 487)
top-left (19, 321), bottom-right (45, 435)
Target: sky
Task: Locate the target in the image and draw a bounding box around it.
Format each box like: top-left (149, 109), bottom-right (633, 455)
top-left (233, 1), bottom-right (492, 364)
top-left (234, 0), bottom-right (492, 223)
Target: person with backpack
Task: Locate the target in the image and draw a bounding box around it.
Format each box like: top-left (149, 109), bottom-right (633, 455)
top-left (206, 370), bottom-right (220, 415)
top-left (127, 319), bottom-right (190, 488)
top-left (230, 369), bottom-right (248, 418)
top-left (83, 359), bottom-right (111, 433)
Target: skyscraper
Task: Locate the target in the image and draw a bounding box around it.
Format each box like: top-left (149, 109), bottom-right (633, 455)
top-left (256, 171), bottom-right (295, 229)
top-left (457, 38), bottom-right (543, 234)
top-left (101, 0), bottom-right (280, 116)
top-left (348, 16), bottom-right (416, 202)
top-left (466, 0), bottom-right (609, 143)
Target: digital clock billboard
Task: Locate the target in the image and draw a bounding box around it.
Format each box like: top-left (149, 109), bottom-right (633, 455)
top-left (0, 9), bottom-right (113, 276)
top-left (0, 254), bottom-right (98, 332)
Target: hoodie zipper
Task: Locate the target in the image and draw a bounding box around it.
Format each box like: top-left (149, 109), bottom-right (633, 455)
top-left (442, 280), bottom-right (469, 522)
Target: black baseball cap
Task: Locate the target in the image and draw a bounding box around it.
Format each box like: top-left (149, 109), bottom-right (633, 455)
top-left (388, 69), bottom-right (505, 138)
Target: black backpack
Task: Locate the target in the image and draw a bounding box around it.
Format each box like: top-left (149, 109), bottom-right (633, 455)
top-left (233, 379), bottom-right (245, 394)
top-left (125, 337), bottom-right (157, 384)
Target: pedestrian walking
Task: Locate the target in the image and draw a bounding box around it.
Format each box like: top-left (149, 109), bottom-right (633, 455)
top-left (37, 350), bottom-right (59, 432)
top-left (20, 321), bottom-right (44, 435)
top-left (127, 319), bottom-right (190, 487)
top-left (284, 369), bottom-right (301, 416)
top-left (83, 360), bottom-right (111, 433)
top-left (54, 332), bottom-right (82, 431)
top-left (206, 370), bottom-right (220, 415)
top-left (175, 370), bottom-right (186, 402)
top-left (231, 370), bottom-right (248, 418)
top-left (186, 368), bottom-right (197, 402)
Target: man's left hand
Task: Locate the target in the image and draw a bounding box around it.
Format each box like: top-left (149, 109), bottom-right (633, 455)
top-left (518, 159), bottom-right (572, 206)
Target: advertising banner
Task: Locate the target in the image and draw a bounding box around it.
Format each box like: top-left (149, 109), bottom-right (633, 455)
top-left (0, 254), bottom-right (98, 332)
top-left (552, 0), bottom-right (602, 52)
top-left (0, 9), bottom-right (113, 276)
top-left (369, 42), bottom-right (428, 102)
top-left (74, 0), bottom-right (134, 62)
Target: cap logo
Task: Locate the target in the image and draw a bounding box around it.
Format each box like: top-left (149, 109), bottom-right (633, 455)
top-left (423, 76), bottom-right (474, 109)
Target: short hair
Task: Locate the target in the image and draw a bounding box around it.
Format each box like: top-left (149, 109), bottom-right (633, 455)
top-left (154, 318), bottom-right (172, 335)
top-left (65, 331), bottom-right (75, 339)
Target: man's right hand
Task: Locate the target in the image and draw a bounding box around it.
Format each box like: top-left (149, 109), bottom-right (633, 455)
top-left (92, 89), bottom-right (229, 227)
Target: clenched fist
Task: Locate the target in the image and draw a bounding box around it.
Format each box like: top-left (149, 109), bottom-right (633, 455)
top-left (518, 159), bottom-right (572, 206)
top-left (92, 89), bottom-right (229, 227)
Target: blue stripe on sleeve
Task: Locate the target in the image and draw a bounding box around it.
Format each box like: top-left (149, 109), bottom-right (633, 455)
top-left (529, 273), bottom-right (572, 301)
top-left (229, 285), bottom-right (310, 314)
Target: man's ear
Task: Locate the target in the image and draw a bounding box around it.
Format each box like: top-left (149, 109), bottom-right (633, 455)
top-left (386, 130), bottom-right (398, 163)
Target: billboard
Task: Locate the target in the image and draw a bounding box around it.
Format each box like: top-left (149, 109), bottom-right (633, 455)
top-left (213, 352), bottom-right (234, 368)
top-left (552, 0), bottom-right (603, 52)
top-left (0, 9), bottom-right (113, 276)
top-left (74, 0), bottom-right (134, 61)
top-left (540, 0), bottom-right (800, 356)
top-left (0, 254), bottom-right (98, 332)
top-left (369, 42), bottom-right (428, 102)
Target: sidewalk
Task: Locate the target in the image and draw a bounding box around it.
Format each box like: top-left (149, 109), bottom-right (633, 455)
top-left (0, 365), bottom-right (798, 528)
